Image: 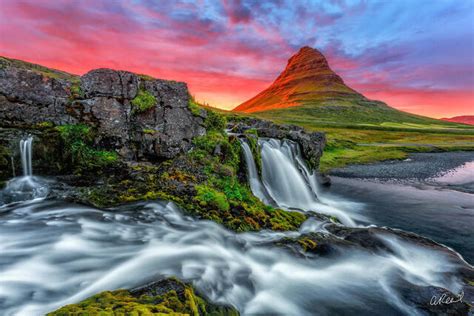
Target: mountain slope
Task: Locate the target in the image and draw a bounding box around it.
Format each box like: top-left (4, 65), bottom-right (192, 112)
top-left (233, 47), bottom-right (472, 131)
top-left (441, 116), bottom-right (474, 125)
top-left (234, 46), bottom-right (382, 113)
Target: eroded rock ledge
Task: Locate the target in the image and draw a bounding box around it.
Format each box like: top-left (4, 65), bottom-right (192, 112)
top-left (228, 117), bottom-right (325, 169)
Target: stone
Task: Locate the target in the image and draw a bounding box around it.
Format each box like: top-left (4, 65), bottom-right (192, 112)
top-left (0, 58), bottom-right (206, 162)
top-left (81, 69), bottom-right (139, 99)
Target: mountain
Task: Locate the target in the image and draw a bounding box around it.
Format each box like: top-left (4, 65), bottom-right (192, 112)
top-left (233, 47), bottom-right (472, 131)
top-left (234, 46), bottom-right (379, 113)
top-left (441, 116), bottom-right (474, 125)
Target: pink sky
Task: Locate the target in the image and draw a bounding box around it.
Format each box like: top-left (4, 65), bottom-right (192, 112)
top-left (1, 0), bottom-right (473, 118)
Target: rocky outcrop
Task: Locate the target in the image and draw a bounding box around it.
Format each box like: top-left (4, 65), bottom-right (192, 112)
top-left (229, 117), bottom-right (325, 169)
top-left (0, 59), bottom-right (206, 161)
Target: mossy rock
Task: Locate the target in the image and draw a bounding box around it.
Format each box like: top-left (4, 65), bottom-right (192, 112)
top-left (48, 278), bottom-right (239, 316)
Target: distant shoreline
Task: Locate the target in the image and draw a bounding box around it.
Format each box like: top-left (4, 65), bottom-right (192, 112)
top-left (329, 151), bottom-right (474, 183)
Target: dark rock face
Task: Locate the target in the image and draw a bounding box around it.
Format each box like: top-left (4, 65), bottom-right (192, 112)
top-left (229, 117), bottom-right (325, 169)
top-left (0, 63), bottom-right (206, 162)
top-left (0, 66), bottom-right (76, 126)
top-left (81, 68), bottom-right (139, 99)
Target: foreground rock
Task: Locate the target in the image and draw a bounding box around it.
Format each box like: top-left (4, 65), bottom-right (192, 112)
top-left (48, 277), bottom-right (239, 315)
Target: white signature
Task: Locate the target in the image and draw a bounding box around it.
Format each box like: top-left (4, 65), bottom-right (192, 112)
top-left (430, 291), bottom-right (464, 306)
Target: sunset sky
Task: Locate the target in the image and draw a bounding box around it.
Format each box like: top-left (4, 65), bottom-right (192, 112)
top-left (0, 0), bottom-right (473, 118)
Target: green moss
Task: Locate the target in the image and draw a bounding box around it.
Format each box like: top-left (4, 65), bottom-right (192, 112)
top-left (138, 73), bottom-right (155, 81)
top-left (69, 82), bottom-right (84, 100)
top-left (35, 121), bottom-right (55, 129)
top-left (48, 278), bottom-right (239, 316)
top-left (188, 96), bottom-right (203, 117)
top-left (0, 56), bottom-right (79, 81)
top-left (143, 128), bottom-right (156, 135)
top-left (195, 185), bottom-right (230, 212)
top-left (132, 89), bottom-right (157, 113)
top-left (56, 124), bottom-right (118, 172)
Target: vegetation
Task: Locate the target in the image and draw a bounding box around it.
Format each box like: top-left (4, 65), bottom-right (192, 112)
top-left (132, 89), bottom-right (157, 113)
top-left (56, 124), bottom-right (118, 172)
top-left (83, 109), bottom-right (307, 232)
top-left (48, 278), bottom-right (239, 316)
top-left (188, 96), bottom-right (203, 117)
top-left (0, 55), bottom-right (79, 81)
top-left (69, 82), bottom-right (84, 100)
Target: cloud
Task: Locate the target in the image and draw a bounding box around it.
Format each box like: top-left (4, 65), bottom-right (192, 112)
top-left (0, 0), bottom-right (472, 117)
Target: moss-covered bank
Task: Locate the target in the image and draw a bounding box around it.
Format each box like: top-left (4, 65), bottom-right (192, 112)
top-left (48, 278), bottom-right (239, 316)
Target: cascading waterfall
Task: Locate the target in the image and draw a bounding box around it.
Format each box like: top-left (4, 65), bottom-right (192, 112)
top-left (20, 136), bottom-right (33, 176)
top-left (240, 137), bottom-right (363, 226)
top-left (0, 136), bottom-right (49, 205)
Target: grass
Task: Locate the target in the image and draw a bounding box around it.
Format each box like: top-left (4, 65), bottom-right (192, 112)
top-left (0, 56), bottom-right (79, 82)
top-left (229, 102), bottom-right (474, 172)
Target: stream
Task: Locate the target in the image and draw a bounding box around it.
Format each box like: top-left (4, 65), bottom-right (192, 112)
top-left (0, 138), bottom-right (472, 315)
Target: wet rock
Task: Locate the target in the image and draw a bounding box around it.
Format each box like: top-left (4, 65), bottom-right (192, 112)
top-left (229, 117), bottom-right (325, 169)
top-left (396, 282), bottom-right (470, 316)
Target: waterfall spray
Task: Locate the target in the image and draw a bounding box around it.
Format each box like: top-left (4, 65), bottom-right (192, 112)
top-left (20, 136), bottom-right (33, 176)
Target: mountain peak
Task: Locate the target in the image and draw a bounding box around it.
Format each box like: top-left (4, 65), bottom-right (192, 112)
top-left (234, 46), bottom-right (363, 113)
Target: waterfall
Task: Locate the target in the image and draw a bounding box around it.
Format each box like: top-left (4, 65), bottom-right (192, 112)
top-left (20, 136), bottom-right (33, 176)
top-left (240, 140), bottom-right (274, 205)
top-left (241, 137), bottom-right (360, 226)
top-left (0, 136), bottom-right (49, 205)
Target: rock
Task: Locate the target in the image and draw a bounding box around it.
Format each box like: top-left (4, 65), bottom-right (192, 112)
top-left (229, 117), bottom-right (325, 169)
top-left (0, 66), bottom-right (76, 126)
top-left (81, 68), bottom-right (139, 99)
top-left (0, 58), bottom-right (206, 164)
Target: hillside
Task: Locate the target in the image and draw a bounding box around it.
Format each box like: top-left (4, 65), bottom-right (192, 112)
top-left (441, 115), bottom-right (474, 125)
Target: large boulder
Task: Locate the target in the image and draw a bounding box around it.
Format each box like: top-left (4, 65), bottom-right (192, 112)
top-left (0, 59), bottom-right (206, 162)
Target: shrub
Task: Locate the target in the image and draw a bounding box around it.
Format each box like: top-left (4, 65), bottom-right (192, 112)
top-left (131, 89), bottom-right (156, 113)
top-left (56, 124), bottom-right (118, 171)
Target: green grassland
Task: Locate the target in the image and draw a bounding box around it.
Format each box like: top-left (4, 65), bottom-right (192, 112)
top-left (227, 100), bottom-right (474, 172)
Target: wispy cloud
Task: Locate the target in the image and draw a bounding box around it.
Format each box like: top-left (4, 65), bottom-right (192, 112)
top-left (0, 0), bottom-right (472, 116)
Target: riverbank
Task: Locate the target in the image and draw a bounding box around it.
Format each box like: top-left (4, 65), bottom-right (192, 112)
top-left (330, 151), bottom-right (474, 180)
top-left (324, 151), bottom-right (474, 263)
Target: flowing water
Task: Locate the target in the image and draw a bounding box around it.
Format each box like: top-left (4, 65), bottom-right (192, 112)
top-left (0, 200), bottom-right (464, 316)
top-left (242, 138), bottom-right (365, 227)
top-left (0, 136), bottom-right (49, 205)
top-left (0, 138), bottom-right (470, 315)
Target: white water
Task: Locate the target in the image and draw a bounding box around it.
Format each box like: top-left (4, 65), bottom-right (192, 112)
top-left (0, 137), bottom-right (468, 315)
top-left (20, 136), bottom-right (33, 176)
top-left (0, 137), bottom-right (49, 205)
top-left (0, 200), bottom-right (463, 316)
top-left (242, 138), bottom-right (364, 226)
